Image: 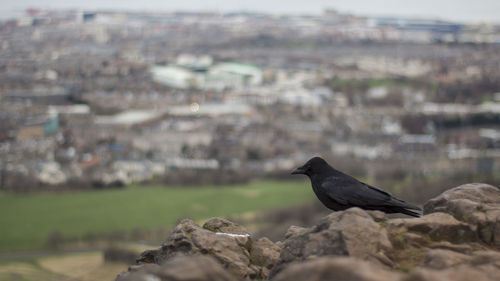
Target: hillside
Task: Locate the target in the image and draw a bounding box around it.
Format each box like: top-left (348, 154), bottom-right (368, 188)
top-left (0, 180), bottom-right (313, 252)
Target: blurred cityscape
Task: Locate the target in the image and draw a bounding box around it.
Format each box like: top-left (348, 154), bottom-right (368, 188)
top-left (1, 8), bottom-right (500, 194)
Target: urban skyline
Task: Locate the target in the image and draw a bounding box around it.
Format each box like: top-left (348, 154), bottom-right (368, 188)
top-left (1, 0), bottom-right (500, 23)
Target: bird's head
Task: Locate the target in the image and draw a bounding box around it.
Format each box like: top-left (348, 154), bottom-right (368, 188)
top-left (291, 157), bottom-right (331, 177)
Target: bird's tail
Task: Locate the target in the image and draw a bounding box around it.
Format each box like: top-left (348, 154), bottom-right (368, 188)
top-left (390, 197), bottom-right (421, 211)
top-left (398, 208), bottom-right (421, 217)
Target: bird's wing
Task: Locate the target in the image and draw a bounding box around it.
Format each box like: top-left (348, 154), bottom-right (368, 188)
top-left (321, 176), bottom-right (420, 210)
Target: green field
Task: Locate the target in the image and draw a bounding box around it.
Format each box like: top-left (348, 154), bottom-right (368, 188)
top-left (0, 180), bottom-right (313, 252)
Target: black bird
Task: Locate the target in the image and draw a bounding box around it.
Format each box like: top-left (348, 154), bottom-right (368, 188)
top-left (292, 157), bottom-right (421, 217)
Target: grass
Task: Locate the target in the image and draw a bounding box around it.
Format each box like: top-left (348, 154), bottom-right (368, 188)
top-left (38, 251), bottom-right (127, 281)
top-left (0, 180), bottom-right (313, 252)
top-left (0, 262), bottom-right (65, 281)
top-left (0, 251), bottom-right (126, 281)
top-left (38, 252), bottom-right (104, 278)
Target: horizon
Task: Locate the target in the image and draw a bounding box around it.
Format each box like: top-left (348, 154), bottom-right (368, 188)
top-left (1, 0), bottom-right (500, 24)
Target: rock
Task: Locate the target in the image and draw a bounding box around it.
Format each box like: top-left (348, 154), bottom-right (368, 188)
top-left (116, 255), bottom-right (234, 281)
top-left (155, 255), bottom-right (235, 281)
top-left (269, 208), bottom-right (393, 278)
top-left (115, 271), bottom-right (161, 281)
top-left (388, 212), bottom-right (477, 244)
top-left (118, 183), bottom-right (500, 281)
top-left (202, 217), bottom-right (249, 235)
top-left (423, 249), bottom-right (469, 269)
top-left (427, 241), bottom-right (478, 254)
top-left (129, 263), bottom-right (161, 273)
top-left (403, 265), bottom-right (498, 281)
top-left (468, 250), bottom-right (500, 267)
top-left (271, 249), bottom-right (500, 281)
top-left (272, 257), bottom-right (401, 281)
top-left (401, 232), bottom-right (429, 247)
top-left (250, 237), bottom-right (281, 269)
top-left (419, 249), bottom-right (500, 278)
top-left (424, 183), bottom-right (500, 246)
top-left (116, 262), bottom-right (161, 280)
top-left (284, 225), bottom-right (308, 239)
top-left (151, 219), bottom-right (251, 278)
top-left (136, 249), bottom-right (159, 264)
top-left (367, 210), bottom-right (387, 222)
top-left (135, 218), bottom-right (279, 280)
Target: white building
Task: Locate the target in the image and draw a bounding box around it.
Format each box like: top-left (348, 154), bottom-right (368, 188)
top-left (206, 62), bottom-right (263, 89)
top-left (150, 65), bottom-right (199, 89)
top-left (150, 61), bottom-right (263, 91)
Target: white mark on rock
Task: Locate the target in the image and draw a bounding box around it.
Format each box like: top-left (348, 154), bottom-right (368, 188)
top-left (144, 274), bottom-right (161, 281)
top-left (215, 232), bottom-right (250, 238)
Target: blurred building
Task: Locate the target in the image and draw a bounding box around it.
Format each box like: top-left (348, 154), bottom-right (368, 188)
top-left (151, 59), bottom-right (262, 90)
top-left (372, 18), bottom-right (463, 42)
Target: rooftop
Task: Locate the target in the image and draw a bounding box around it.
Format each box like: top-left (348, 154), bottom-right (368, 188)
top-left (95, 110), bottom-right (164, 125)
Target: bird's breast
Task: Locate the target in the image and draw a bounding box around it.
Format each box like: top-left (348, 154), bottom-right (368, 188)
top-left (310, 182), bottom-right (347, 211)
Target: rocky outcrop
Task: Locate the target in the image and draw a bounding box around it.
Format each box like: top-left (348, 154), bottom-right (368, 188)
top-left (122, 217), bottom-right (280, 280)
top-left (116, 255), bottom-right (234, 281)
top-left (424, 183), bottom-right (500, 247)
top-left (268, 208), bottom-right (393, 278)
top-left (272, 257), bottom-right (401, 281)
top-left (117, 183), bottom-right (500, 281)
top-left (387, 212), bottom-right (478, 244)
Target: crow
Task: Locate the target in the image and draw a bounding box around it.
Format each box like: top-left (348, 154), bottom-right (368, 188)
top-left (292, 157), bottom-right (421, 217)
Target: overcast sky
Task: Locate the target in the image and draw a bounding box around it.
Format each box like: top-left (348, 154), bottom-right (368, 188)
top-left (2, 0), bottom-right (500, 23)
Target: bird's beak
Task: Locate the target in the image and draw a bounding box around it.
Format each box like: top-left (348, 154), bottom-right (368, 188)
top-left (291, 166), bottom-right (306, 175)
